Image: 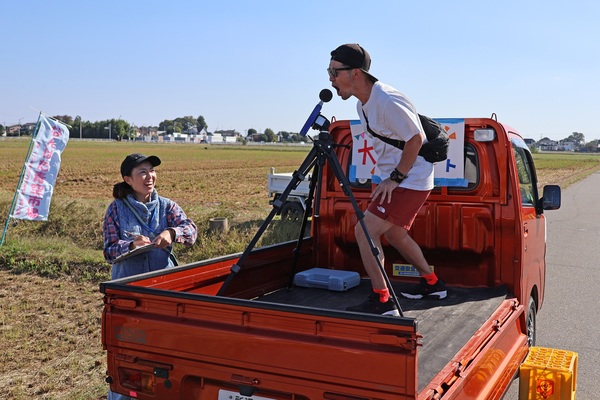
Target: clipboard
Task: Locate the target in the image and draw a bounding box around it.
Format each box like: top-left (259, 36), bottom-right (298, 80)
top-left (113, 243), bottom-right (155, 263)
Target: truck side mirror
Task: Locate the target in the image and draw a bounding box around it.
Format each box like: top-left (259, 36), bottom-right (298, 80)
top-left (541, 185), bottom-right (561, 211)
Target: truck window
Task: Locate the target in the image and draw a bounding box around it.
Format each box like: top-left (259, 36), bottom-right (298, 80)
top-left (513, 144), bottom-right (536, 206)
top-left (457, 144), bottom-right (478, 189)
top-left (434, 143), bottom-right (479, 191)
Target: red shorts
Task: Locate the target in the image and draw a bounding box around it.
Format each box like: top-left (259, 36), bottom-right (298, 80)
top-left (367, 187), bottom-right (430, 230)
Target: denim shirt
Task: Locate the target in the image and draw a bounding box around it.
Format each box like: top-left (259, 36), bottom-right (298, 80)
top-left (111, 193), bottom-right (173, 279)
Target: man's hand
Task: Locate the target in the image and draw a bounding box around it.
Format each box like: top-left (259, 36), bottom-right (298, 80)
top-left (371, 178), bottom-right (399, 204)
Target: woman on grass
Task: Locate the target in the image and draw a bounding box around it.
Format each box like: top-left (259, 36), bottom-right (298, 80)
top-left (102, 153), bottom-right (197, 280)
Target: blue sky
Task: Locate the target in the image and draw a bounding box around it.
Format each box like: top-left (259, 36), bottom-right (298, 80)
top-left (1, 1), bottom-right (598, 140)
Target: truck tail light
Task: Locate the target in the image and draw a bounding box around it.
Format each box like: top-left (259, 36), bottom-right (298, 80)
top-left (118, 367), bottom-right (156, 395)
top-left (474, 129), bottom-right (495, 142)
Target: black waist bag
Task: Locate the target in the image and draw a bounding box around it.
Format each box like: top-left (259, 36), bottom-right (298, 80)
top-left (362, 112), bottom-right (449, 163)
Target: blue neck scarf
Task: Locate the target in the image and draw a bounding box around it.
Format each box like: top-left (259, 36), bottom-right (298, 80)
top-left (125, 190), bottom-right (160, 237)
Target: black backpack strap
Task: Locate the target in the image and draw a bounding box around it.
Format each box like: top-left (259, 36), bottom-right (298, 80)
top-left (362, 111), bottom-right (406, 150)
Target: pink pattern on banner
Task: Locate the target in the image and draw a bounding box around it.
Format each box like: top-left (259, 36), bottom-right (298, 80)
top-left (11, 115), bottom-right (69, 221)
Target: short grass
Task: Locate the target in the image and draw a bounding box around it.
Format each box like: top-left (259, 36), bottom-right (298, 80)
top-left (533, 152), bottom-right (600, 188)
top-left (0, 140), bottom-right (312, 280)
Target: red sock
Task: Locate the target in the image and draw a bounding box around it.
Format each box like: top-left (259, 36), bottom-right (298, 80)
top-left (423, 273), bottom-right (438, 285)
top-left (373, 288), bottom-right (390, 303)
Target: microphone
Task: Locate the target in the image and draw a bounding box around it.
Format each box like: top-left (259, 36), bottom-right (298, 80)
top-left (319, 89), bottom-right (333, 103)
top-left (300, 89), bottom-right (333, 136)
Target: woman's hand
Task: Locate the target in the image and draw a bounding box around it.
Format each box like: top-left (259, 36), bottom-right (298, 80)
top-left (129, 234), bottom-right (152, 250)
top-left (152, 228), bottom-right (175, 249)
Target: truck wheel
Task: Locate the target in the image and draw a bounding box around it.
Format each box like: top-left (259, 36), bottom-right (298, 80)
top-left (526, 296), bottom-right (537, 347)
top-left (281, 202), bottom-right (304, 221)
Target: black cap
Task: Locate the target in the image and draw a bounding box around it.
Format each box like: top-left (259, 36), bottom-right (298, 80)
top-left (120, 153), bottom-right (161, 177)
top-left (330, 43), bottom-right (378, 82)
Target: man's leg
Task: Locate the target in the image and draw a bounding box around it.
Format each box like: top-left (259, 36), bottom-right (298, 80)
top-left (354, 210), bottom-right (393, 290)
top-left (347, 211), bottom-right (400, 316)
top-left (383, 225), bottom-right (432, 276)
top-left (383, 225), bottom-right (447, 300)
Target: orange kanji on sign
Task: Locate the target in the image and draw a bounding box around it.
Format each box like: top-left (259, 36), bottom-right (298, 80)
top-left (537, 379), bottom-right (554, 398)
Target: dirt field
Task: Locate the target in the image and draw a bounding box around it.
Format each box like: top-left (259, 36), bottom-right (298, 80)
top-left (0, 271), bottom-right (106, 399)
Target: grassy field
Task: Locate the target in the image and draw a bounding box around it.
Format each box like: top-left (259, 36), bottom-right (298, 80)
top-left (0, 140), bottom-right (312, 280)
top-left (1, 138), bottom-right (600, 399)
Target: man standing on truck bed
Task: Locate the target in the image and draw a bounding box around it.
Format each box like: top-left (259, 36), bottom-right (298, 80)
top-left (328, 43), bottom-right (447, 315)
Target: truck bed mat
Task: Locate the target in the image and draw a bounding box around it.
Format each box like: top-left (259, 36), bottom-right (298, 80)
top-left (257, 279), bottom-right (508, 391)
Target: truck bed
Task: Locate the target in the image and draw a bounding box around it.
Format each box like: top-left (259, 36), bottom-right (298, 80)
top-left (102, 251), bottom-right (519, 398)
top-left (257, 279), bottom-right (508, 392)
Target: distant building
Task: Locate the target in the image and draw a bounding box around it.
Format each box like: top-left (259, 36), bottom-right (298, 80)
top-left (208, 129), bottom-right (240, 144)
top-left (7, 125), bottom-right (20, 135)
top-left (214, 129), bottom-right (240, 138)
top-left (537, 138), bottom-right (558, 151)
top-left (248, 133), bottom-right (263, 142)
top-left (139, 126), bottom-right (158, 137)
top-left (23, 123), bottom-right (37, 133)
top-left (208, 133), bottom-right (223, 144)
top-left (558, 140), bottom-right (577, 152)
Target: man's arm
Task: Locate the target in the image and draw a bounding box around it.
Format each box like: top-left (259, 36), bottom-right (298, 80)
top-left (396, 133), bottom-right (423, 175)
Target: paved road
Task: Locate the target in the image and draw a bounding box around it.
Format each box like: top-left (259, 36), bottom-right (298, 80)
top-left (504, 171), bottom-right (600, 398)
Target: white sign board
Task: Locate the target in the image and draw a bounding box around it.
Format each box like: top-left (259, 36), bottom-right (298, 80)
top-left (348, 118), bottom-right (467, 187)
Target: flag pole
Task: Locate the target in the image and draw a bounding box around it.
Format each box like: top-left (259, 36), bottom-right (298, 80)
top-left (0, 113), bottom-right (42, 247)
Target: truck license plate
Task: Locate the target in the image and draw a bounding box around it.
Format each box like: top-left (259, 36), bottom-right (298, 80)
top-left (218, 389), bottom-right (275, 400)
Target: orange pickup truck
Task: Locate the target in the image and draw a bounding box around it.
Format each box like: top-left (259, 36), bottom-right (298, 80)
top-left (101, 117), bottom-right (561, 399)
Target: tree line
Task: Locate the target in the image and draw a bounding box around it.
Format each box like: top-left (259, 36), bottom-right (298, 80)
top-left (0, 115), bottom-right (309, 143)
top-left (2, 118), bottom-right (596, 146)
top-left (246, 128), bottom-right (307, 143)
top-left (0, 115), bottom-right (208, 140)
top-left (63, 115), bottom-right (208, 139)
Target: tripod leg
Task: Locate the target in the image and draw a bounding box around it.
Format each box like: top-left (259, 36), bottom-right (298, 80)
top-left (322, 142), bottom-right (405, 317)
top-left (312, 147), bottom-right (326, 218)
top-left (217, 146), bottom-right (319, 296)
top-left (287, 141), bottom-right (332, 288)
top-left (287, 162), bottom-right (321, 289)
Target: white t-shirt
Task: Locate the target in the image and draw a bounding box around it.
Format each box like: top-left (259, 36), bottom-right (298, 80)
top-left (357, 81), bottom-right (434, 191)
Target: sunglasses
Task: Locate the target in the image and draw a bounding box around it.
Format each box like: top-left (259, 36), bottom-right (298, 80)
top-left (327, 66), bottom-right (354, 78)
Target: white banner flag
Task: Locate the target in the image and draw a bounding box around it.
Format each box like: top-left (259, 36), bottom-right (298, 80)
top-left (11, 114), bottom-right (70, 221)
top-left (349, 118), bottom-right (467, 187)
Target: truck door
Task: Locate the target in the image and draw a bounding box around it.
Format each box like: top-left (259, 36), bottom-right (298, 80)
top-left (512, 140), bottom-right (545, 308)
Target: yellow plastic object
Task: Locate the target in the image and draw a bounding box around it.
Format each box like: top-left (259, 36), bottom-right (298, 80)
top-left (519, 347), bottom-right (578, 399)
